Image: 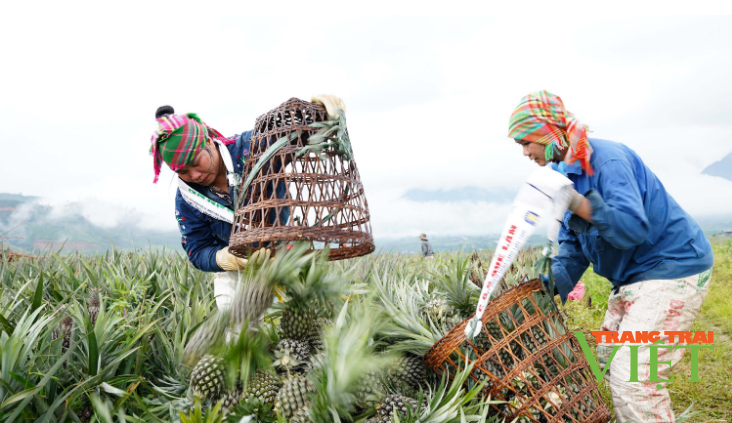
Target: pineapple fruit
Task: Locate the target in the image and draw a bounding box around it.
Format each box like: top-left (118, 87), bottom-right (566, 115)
top-left (88, 288), bottom-right (101, 326)
top-left (280, 304), bottom-right (315, 341)
top-left (305, 317), bottom-right (331, 351)
top-left (190, 355), bottom-right (226, 401)
top-left (387, 355), bottom-right (427, 392)
top-left (274, 374), bottom-right (315, 419)
top-left (374, 394), bottom-right (421, 423)
top-left (244, 370), bottom-right (282, 404)
top-left (52, 315), bottom-right (73, 353)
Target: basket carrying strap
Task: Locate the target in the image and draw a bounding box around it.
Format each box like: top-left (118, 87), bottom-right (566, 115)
top-left (177, 140), bottom-right (238, 224)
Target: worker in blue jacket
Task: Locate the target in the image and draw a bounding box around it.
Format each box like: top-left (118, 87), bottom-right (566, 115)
top-left (150, 96), bottom-right (346, 309)
top-left (508, 91), bottom-right (713, 423)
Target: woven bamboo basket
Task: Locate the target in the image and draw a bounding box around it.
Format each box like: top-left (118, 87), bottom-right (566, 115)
top-left (424, 279), bottom-right (612, 423)
top-left (229, 98), bottom-right (374, 260)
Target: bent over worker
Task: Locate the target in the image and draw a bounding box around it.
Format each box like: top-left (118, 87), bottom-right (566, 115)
top-left (149, 96), bottom-right (346, 309)
top-left (508, 90), bottom-right (713, 423)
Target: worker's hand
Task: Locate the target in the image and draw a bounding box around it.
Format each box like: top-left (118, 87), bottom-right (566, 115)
top-left (311, 95), bottom-right (347, 119)
top-left (547, 185), bottom-right (585, 245)
top-left (216, 247), bottom-right (249, 271)
top-left (249, 248), bottom-right (272, 266)
top-left (464, 316), bottom-right (482, 340)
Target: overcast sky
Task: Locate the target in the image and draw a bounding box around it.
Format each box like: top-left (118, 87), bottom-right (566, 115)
top-left (2, 6), bottom-right (732, 238)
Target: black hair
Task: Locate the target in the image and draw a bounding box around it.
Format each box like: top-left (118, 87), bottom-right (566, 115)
top-left (155, 105), bottom-right (175, 119)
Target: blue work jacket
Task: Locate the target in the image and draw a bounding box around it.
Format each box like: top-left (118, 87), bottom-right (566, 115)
top-left (174, 131), bottom-right (289, 272)
top-left (551, 138), bottom-right (713, 302)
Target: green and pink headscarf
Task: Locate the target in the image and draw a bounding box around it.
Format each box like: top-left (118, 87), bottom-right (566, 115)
top-left (149, 113), bottom-right (233, 183)
top-left (507, 90), bottom-right (594, 175)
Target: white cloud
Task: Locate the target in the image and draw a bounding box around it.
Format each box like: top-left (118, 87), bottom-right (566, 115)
top-left (1, 12), bottom-right (731, 241)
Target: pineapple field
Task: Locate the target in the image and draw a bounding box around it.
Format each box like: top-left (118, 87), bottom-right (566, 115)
top-left (1, 241), bottom-right (730, 422)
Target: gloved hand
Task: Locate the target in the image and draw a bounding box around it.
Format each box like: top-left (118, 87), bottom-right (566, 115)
top-left (547, 185), bottom-right (585, 245)
top-left (249, 248), bottom-right (272, 266)
top-left (311, 95), bottom-right (347, 119)
top-left (216, 247), bottom-right (249, 271)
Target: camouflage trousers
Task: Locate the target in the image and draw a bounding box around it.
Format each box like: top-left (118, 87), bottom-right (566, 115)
top-left (597, 269), bottom-right (712, 423)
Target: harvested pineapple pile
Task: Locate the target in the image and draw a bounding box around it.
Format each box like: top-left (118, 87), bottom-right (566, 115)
top-left (0, 244), bottom-right (594, 423)
top-left (175, 245), bottom-right (498, 423)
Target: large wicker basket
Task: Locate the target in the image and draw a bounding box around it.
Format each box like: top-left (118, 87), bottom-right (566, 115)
top-left (229, 98), bottom-right (374, 260)
top-left (424, 280), bottom-right (612, 423)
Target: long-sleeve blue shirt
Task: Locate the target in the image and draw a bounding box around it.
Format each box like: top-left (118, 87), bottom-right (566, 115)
top-left (551, 138), bottom-right (713, 302)
top-left (174, 132), bottom-right (251, 272)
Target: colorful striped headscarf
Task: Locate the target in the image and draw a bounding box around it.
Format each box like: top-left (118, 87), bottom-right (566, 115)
top-left (149, 113), bottom-right (232, 183)
top-left (507, 90), bottom-right (593, 175)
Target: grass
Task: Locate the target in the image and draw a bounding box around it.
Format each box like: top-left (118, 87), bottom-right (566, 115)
top-left (564, 239), bottom-right (732, 422)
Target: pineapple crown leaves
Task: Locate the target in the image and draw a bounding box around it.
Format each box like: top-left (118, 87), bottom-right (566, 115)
top-left (222, 321), bottom-right (273, 390)
top-left (228, 396), bottom-right (278, 423)
top-left (308, 299), bottom-right (395, 423)
top-left (297, 112), bottom-right (352, 161)
top-left (433, 258), bottom-right (480, 319)
top-left (90, 393), bottom-right (130, 423)
top-left (182, 307), bottom-right (232, 366)
top-left (277, 244), bottom-right (367, 310)
top-left (371, 271), bottom-right (441, 356)
top-left (417, 360), bottom-right (504, 423)
top-left (178, 397), bottom-right (225, 423)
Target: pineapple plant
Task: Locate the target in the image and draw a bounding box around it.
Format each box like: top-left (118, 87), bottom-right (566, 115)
top-left (190, 355), bottom-right (226, 401)
top-left (273, 374), bottom-right (315, 419)
top-left (244, 370), bottom-right (282, 404)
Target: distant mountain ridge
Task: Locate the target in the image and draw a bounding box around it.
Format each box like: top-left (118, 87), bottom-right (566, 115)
top-left (0, 193), bottom-right (180, 253)
top-left (702, 151), bottom-right (732, 181)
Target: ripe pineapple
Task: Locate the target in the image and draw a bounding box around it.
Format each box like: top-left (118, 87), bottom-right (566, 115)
top-left (306, 317), bottom-right (331, 351)
top-left (280, 304), bottom-right (315, 341)
top-left (190, 355), bottom-right (226, 401)
top-left (375, 394), bottom-right (420, 422)
top-left (355, 371), bottom-right (386, 411)
top-left (507, 395), bottom-right (543, 422)
top-left (274, 339), bottom-right (309, 377)
top-left (471, 358), bottom-right (504, 388)
top-left (290, 406), bottom-right (311, 423)
top-left (472, 320), bottom-right (504, 352)
top-left (220, 388), bottom-right (243, 413)
top-left (273, 375), bottom-right (315, 419)
top-left (387, 355), bottom-right (427, 392)
top-left (52, 316), bottom-right (73, 353)
top-left (276, 339), bottom-right (310, 362)
top-left (88, 288), bottom-right (101, 326)
top-left (566, 383), bottom-right (593, 420)
top-left (77, 404), bottom-right (93, 423)
top-left (244, 370), bottom-right (282, 404)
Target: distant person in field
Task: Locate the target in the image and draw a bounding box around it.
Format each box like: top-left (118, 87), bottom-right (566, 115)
top-left (419, 233), bottom-right (434, 259)
top-left (508, 90), bottom-right (713, 423)
top-left (149, 97), bottom-right (345, 309)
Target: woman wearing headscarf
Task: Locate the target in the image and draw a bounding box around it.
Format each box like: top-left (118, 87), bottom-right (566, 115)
top-left (150, 96), bottom-right (345, 309)
top-left (508, 90), bottom-right (713, 423)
